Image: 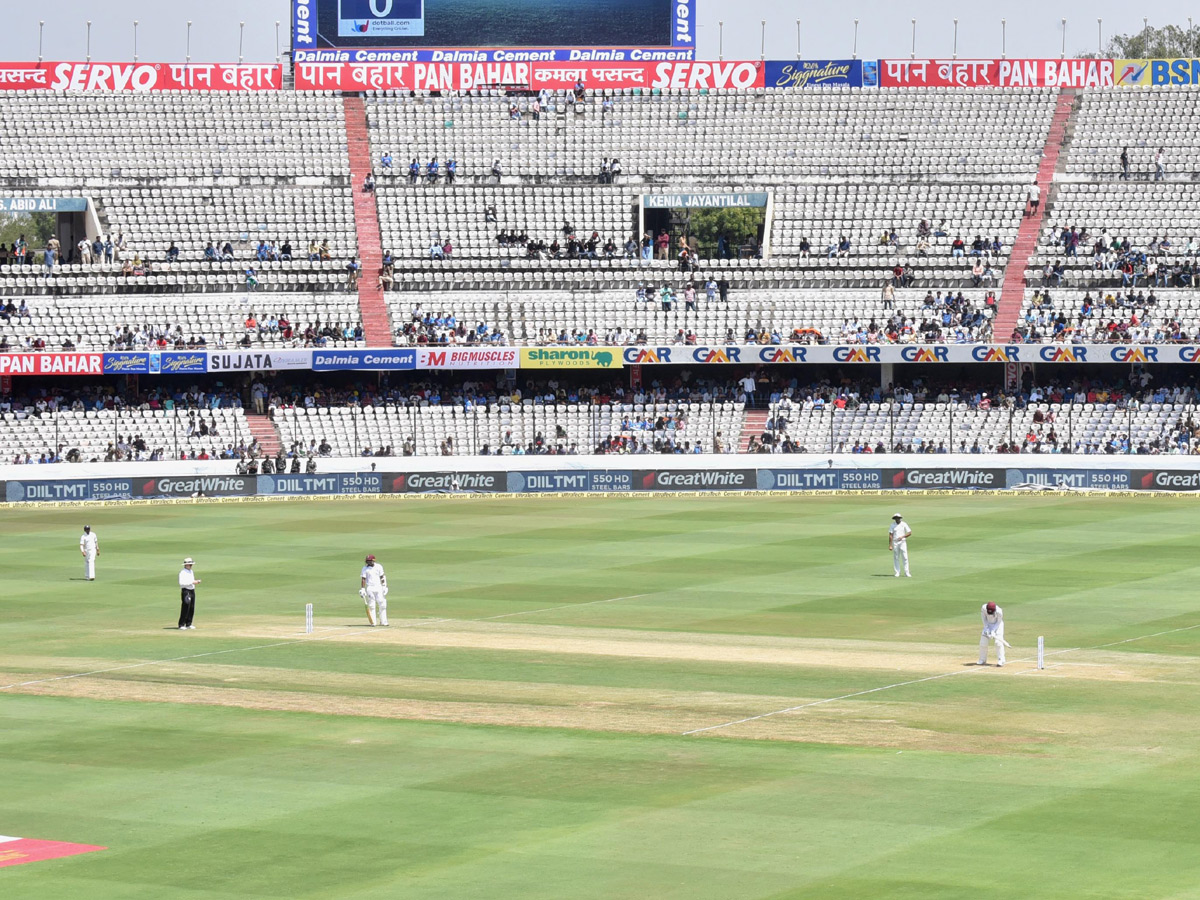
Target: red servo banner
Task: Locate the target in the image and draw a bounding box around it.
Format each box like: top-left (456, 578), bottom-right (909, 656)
top-left (0, 62), bottom-right (282, 91)
top-left (879, 58), bottom-right (1115, 88)
top-left (0, 354), bottom-right (103, 375)
top-left (294, 59), bottom-right (764, 92)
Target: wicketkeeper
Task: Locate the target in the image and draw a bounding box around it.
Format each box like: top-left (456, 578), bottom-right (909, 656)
top-left (360, 554), bottom-right (388, 627)
top-left (978, 601), bottom-right (1010, 666)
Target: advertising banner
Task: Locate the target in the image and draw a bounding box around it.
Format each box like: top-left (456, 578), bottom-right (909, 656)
top-left (531, 60), bottom-right (762, 91)
top-left (417, 347), bottom-right (520, 369)
top-left (0, 62), bottom-right (281, 92)
top-left (385, 471), bottom-right (505, 492)
top-left (103, 353), bottom-right (152, 375)
top-left (620, 344), bottom-right (1200, 366)
top-left (207, 350), bottom-right (313, 373)
top-left (757, 469), bottom-right (840, 490)
top-left (5, 478), bottom-right (137, 502)
top-left (879, 58), bottom-right (1114, 88)
top-left (520, 348), bottom-right (621, 370)
top-left (0, 197), bottom-right (87, 213)
top-left (506, 470), bottom-right (634, 492)
top-left (256, 473), bottom-right (385, 495)
top-left (295, 58), bottom-right (760, 91)
top-left (311, 349), bottom-right (416, 371)
top-left (0, 354), bottom-right (104, 376)
top-left (134, 475), bottom-right (256, 498)
top-left (634, 468), bottom-right (756, 491)
top-left (293, 0), bottom-right (695, 52)
top-left (1005, 468), bottom-right (1130, 490)
top-left (1130, 470), bottom-right (1200, 491)
top-left (7, 480), bottom-right (96, 502)
top-left (1116, 58), bottom-right (1200, 86)
top-left (158, 352), bottom-right (208, 375)
top-left (883, 468), bottom-right (1004, 489)
top-left (643, 191), bottom-right (769, 209)
top-left (764, 59), bottom-right (863, 88)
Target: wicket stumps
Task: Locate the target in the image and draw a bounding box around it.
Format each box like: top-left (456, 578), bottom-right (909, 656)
top-left (305, 603), bottom-right (313, 634)
top-left (1037, 635), bottom-right (1044, 669)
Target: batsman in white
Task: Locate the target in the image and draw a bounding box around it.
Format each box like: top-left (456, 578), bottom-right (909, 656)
top-left (79, 524), bottom-right (99, 581)
top-left (360, 554), bottom-right (389, 626)
top-left (978, 601), bottom-right (1010, 666)
top-left (888, 513), bottom-right (912, 577)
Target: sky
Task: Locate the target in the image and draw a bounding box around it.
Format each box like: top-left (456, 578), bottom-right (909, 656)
top-left (0, 0), bottom-right (1195, 64)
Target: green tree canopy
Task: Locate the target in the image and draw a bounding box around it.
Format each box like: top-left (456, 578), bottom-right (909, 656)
top-left (1081, 22), bottom-right (1200, 58)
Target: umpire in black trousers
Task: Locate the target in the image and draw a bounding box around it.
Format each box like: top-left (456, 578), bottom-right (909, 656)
top-left (178, 557), bottom-right (201, 629)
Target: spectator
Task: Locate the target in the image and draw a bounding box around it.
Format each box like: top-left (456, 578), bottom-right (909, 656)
top-left (380, 150), bottom-right (393, 170)
top-left (363, 172), bottom-right (375, 193)
top-left (1119, 147), bottom-right (1130, 180)
top-left (408, 158), bottom-right (420, 183)
top-left (655, 229), bottom-right (671, 260)
top-left (426, 157), bottom-right (439, 183)
top-left (491, 159), bottom-right (503, 181)
top-left (1155, 147), bottom-right (1166, 181)
top-left (445, 157), bottom-right (456, 184)
top-left (346, 258), bottom-right (360, 289)
top-left (245, 266), bottom-right (259, 291)
top-left (1026, 180), bottom-right (1040, 217)
top-left (166, 241), bottom-right (180, 262)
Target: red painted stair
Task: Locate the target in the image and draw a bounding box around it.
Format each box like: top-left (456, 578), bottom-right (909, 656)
top-left (995, 89), bottom-right (1077, 340)
top-left (244, 413), bottom-right (283, 457)
top-left (343, 95), bottom-right (393, 348)
top-left (738, 409), bottom-right (770, 452)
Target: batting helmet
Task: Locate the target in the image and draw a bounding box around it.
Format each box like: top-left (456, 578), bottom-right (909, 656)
top-left (986, 602), bottom-right (996, 613)
top-left (365, 554), bottom-right (376, 563)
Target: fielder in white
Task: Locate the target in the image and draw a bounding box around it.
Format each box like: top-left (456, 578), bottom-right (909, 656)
top-left (978, 601), bottom-right (1010, 666)
top-left (360, 554), bottom-right (389, 626)
top-left (888, 513), bottom-right (912, 577)
top-left (80, 525), bottom-right (99, 581)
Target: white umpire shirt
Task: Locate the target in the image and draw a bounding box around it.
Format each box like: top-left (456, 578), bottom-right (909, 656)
top-left (361, 564), bottom-right (385, 591)
top-left (889, 520), bottom-right (912, 544)
top-left (179, 567), bottom-right (198, 589)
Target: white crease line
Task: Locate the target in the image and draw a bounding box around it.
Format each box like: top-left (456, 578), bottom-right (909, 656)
top-left (479, 594), bottom-right (648, 621)
top-left (0, 595), bottom-right (651, 691)
top-left (682, 621), bottom-right (1200, 736)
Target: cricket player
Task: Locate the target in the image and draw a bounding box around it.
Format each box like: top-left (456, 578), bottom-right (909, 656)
top-left (888, 513), bottom-right (912, 577)
top-left (978, 601), bottom-right (1009, 666)
top-left (178, 558), bottom-right (201, 630)
top-left (79, 525), bottom-right (99, 581)
top-left (360, 554), bottom-right (389, 627)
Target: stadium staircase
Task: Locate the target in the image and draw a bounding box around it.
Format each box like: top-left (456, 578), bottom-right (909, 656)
top-left (245, 414), bottom-right (283, 457)
top-left (738, 409), bottom-right (770, 451)
top-left (342, 96), bottom-right (393, 347)
top-left (996, 89), bottom-right (1079, 339)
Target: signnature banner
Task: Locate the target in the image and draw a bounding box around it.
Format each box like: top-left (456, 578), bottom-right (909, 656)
top-left (764, 59), bottom-right (863, 88)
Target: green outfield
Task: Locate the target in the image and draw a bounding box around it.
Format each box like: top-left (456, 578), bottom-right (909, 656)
top-left (3, 493), bottom-right (1200, 898)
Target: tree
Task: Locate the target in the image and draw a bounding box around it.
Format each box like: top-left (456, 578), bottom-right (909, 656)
top-left (1080, 22), bottom-right (1200, 58)
top-left (0, 211), bottom-right (56, 251)
top-left (686, 207), bottom-right (764, 258)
